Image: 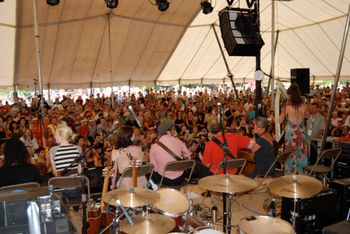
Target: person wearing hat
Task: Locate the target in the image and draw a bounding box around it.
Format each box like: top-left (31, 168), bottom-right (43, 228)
top-left (149, 122), bottom-right (191, 186)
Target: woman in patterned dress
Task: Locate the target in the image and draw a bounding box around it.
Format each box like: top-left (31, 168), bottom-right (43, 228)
top-left (279, 84), bottom-right (310, 175)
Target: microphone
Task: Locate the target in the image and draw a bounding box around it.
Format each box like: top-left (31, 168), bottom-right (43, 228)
top-left (128, 105), bottom-right (142, 128)
top-left (217, 102), bottom-right (222, 124)
top-left (147, 178), bottom-right (159, 191)
top-left (267, 198), bottom-right (276, 217)
top-left (114, 195), bottom-right (134, 225)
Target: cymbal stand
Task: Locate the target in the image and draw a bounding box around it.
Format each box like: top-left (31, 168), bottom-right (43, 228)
top-left (290, 197), bottom-right (298, 231)
top-left (178, 192), bottom-right (194, 232)
top-left (99, 209), bottom-right (122, 234)
top-left (225, 192), bottom-right (234, 234)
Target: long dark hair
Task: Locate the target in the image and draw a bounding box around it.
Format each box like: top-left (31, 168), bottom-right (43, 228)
top-left (4, 137), bottom-right (30, 166)
top-left (116, 126), bottom-right (134, 149)
top-left (287, 84), bottom-right (303, 107)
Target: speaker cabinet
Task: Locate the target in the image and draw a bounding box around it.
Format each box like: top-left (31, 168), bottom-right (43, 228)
top-left (291, 68), bottom-right (310, 95)
top-left (334, 142), bottom-right (350, 179)
top-left (329, 178), bottom-right (350, 221)
top-left (219, 7), bottom-right (264, 56)
top-left (281, 189), bottom-right (338, 234)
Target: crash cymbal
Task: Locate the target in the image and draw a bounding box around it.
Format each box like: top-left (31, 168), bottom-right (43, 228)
top-left (104, 187), bottom-right (160, 208)
top-left (120, 213), bottom-right (176, 234)
top-left (198, 174), bottom-right (257, 193)
top-left (268, 175), bottom-right (323, 199)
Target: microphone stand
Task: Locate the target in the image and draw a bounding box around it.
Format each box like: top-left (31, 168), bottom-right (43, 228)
top-left (59, 120), bottom-right (125, 234)
top-left (217, 103), bottom-right (231, 234)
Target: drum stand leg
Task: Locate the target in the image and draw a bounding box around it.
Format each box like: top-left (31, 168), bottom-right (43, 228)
top-left (99, 209), bottom-right (120, 234)
top-left (223, 192), bottom-right (234, 234)
top-left (227, 193), bottom-right (234, 234)
top-left (291, 198), bottom-right (298, 231)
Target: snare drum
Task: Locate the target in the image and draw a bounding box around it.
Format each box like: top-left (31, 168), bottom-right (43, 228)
top-left (153, 188), bottom-right (189, 217)
top-left (190, 227), bottom-right (224, 234)
top-left (239, 216), bottom-right (294, 234)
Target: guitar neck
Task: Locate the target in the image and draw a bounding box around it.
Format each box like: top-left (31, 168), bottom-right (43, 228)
top-left (100, 167), bottom-right (111, 212)
top-left (132, 158), bottom-right (137, 187)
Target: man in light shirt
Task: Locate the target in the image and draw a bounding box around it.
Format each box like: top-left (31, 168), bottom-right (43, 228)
top-left (150, 122), bottom-right (191, 186)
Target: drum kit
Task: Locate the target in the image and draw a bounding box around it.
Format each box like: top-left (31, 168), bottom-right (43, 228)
top-left (99, 173), bottom-right (323, 234)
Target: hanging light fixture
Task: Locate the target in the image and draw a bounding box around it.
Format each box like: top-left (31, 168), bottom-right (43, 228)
top-left (46, 0), bottom-right (59, 6)
top-left (201, 0), bottom-right (213, 15)
top-left (156, 0), bottom-right (169, 12)
top-left (105, 0), bottom-right (118, 9)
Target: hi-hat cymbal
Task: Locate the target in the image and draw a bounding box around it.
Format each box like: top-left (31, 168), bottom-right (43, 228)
top-left (104, 187), bottom-right (160, 208)
top-left (198, 174), bottom-right (257, 193)
top-left (268, 175), bottom-right (323, 199)
top-left (120, 213), bottom-right (176, 234)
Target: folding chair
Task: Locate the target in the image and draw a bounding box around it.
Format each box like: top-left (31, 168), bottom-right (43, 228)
top-left (214, 158), bottom-right (247, 175)
top-left (0, 182), bottom-right (40, 191)
top-left (48, 175), bottom-right (90, 210)
top-left (158, 159), bottom-right (195, 188)
top-left (116, 163), bottom-right (154, 188)
top-left (264, 151), bottom-right (293, 177)
top-left (304, 148), bottom-right (341, 185)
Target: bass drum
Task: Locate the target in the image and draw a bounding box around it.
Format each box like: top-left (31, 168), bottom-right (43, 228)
top-left (239, 216), bottom-right (294, 234)
top-left (237, 148), bottom-right (255, 176)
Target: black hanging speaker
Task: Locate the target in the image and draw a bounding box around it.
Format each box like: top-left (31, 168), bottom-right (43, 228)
top-left (291, 68), bottom-right (310, 95)
top-left (219, 7), bottom-right (264, 56)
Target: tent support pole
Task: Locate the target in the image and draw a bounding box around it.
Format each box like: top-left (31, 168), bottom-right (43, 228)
top-left (90, 81), bottom-right (93, 95)
top-left (254, 0), bottom-right (264, 117)
top-left (211, 24), bottom-right (239, 99)
top-left (47, 83), bottom-right (51, 103)
top-left (32, 0), bottom-right (45, 118)
top-left (269, 0), bottom-right (276, 112)
top-left (320, 3), bottom-right (350, 152)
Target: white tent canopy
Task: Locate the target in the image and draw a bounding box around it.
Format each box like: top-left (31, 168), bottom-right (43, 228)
top-left (0, 0), bottom-right (349, 90)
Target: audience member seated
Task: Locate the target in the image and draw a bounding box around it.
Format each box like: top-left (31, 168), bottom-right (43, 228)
top-left (0, 137), bottom-right (41, 187)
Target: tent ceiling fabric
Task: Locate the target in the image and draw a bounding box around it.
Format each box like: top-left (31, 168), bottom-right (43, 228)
top-left (0, 0), bottom-right (349, 89)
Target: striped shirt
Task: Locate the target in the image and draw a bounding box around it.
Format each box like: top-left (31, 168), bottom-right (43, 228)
top-left (52, 144), bottom-right (80, 172)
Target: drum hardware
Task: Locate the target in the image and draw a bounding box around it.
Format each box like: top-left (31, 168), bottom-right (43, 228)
top-left (199, 174), bottom-right (258, 234)
top-left (268, 175), bottom-right (323, 231)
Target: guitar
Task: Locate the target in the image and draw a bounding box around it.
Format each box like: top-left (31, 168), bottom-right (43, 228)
top-left (87, 166), bottom-right (114, 234)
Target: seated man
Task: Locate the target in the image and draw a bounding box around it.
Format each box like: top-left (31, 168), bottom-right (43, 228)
top-left (150, 122), bottom-right (191, 186)
top-left (199, 122), bottom-right (258, 175)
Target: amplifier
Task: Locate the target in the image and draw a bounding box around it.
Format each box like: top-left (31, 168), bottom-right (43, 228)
top-left (334, 142), bottom-right (350, 179)
top-left (329, 178), bottom-right (350, 221)
top-left (0, 196), bottom-right (73, 234)
top-left (281, 188), bottom-right (338, 234)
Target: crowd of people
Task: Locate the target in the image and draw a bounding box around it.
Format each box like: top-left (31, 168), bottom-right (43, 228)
top-left (0, 82), bottom-right (350, 189)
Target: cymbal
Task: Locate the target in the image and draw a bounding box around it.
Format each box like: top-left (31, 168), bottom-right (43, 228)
top-left (0, 186), bottom-right (49, 201)
top-left (120, 213), bottom-right (176, 234)
top-left (268, 175), bottom-right (323, 199)
top-left (104, 187), bottom-right (160, 208)
top-left (198, 174), bottom-right (257, 193)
